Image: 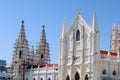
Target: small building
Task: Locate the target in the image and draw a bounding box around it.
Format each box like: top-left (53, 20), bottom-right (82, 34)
top-left (0, 60), bottom-right (6, 73)
top-left (6, 64), bottom-right (12, 76)
top-left (0, 60), bottom-right (12, 80)
top-left (25, 64), bottom-right (58, 80)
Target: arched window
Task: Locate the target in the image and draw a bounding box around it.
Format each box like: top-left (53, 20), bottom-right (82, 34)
top-left (113, 70), bottom-right (117, 76)
top-left (75, 72), bottom-right (80, 80)
top-left (102, 69), bottom-right (106, 75)
top-left (76, 30), bottom-right (80, 41)
top-left (3, 77), bottom-right (5, 80)
top-left (26, 78), bottom-right (28, 80)
top-left (48, 77), bottom-right (51, 80)
top-left (85, 74), bottom-right (88, 80)
top-left (41, 54), bottom-right (43, 58)
top-left (41, 54), bottom-right (44, 63)
top-left (41, 78), bottom-right (43, 80)
top-left (8, 77), bottom-right (10, 80)
top-left (33, 78), bottom-right (36, 80)
top-left (19, 51), bottom-right (22, 58)
top-left (66, 75), bottom-right (70, 80)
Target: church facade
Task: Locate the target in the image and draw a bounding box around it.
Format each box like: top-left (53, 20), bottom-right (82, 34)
top-left (59, 12), bottom-right (120, 80)
top-left (11, 12), bottom-right (120, 80)
top-left (12, 21), bottom-right (58, 80)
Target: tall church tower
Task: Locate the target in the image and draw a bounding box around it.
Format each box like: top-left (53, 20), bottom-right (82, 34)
top-left (12, 20), bottom-right (29, 79)
top-left (111, 25), bottom-right (120, 55)
top-left (92, 12), bottom-right (100, 54)
top-left (91, 12), bottom-right (100, 80)
top-left (59, 20), bottom-right (67, 80)
top-left (36, 25), bottom-right (50, 64)
top-left (59, 12), bottom-right (100, 80)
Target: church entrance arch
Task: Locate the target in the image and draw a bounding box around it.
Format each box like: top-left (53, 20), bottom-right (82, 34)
top-left (66, 75), bottom-right (70, 80)
top-left (75, 72), bottom-right (80, 80)
top-left (85, 74), bottom-right (88, 80)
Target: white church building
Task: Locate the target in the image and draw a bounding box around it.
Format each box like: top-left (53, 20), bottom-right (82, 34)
top-left (59, 12), bottom-right (120, 80)
top-left (12, 21), bottom-right (58, 80)
top-left (11, 12), bottom-right (120, 80)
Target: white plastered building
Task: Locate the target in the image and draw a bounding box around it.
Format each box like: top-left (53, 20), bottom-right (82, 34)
top-left (25, 64), bottom-right (58, 80)
top-left (12, 21), bottom-right (58, 80)
top-left (59, 12), bottom-right (120, 80)
top-left (12, 12), bottom-right (120, 80)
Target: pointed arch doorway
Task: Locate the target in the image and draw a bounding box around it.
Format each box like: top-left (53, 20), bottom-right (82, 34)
top-left (66, 75), bottom-right (70, 80)
top-left (75, 72), bottom-right (80, 80)
top-left (85, 74), bottom-right (88, 80)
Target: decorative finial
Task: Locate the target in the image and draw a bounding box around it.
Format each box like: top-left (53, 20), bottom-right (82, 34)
top-left (42, 25), bottom-right (45, 30)
top-left (22, 20), bottom-right (24, 24)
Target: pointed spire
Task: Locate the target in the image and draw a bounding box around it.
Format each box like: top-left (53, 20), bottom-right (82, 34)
top-left (22, 20), bottom-right (24, 25)
top-left (13, 20), bottom-right (29, 77)
top-left (36, 25), bottom-right (49, 64)
top-left (21, 20), bottom-right (24, 30)
top-left (18, 20), bottom-right (26, 40)
top-left (61, 19), bottom-right (66, 38)
top-left (92, 12), bottom-right (99, 32)
top-left (92, 12), bottom-right (100, 54)
top-left (14, 20), bottom-right (28, 48)
top-left (38, 25), bottom-right (47, 44)
top-left (40, 25), bottom-right (46, 43)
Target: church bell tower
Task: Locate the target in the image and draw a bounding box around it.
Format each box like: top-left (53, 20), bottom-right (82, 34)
top-left (36, 25), bottom-right (50, 64)
top-left (12, 20), bottom-right (29, 79)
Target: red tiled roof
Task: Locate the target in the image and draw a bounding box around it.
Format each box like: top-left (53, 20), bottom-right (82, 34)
top-left (100, 50), bottom-right (108, 55)
top-left (32, 64), bottom-right (58, 68)
top-left (110, 52), bottom-right (117, 56)
top-left (100, 50), bottom-right (118, 56)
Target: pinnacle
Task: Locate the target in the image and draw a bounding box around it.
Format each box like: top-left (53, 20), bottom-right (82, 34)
top-left (42, 25), bottom-right (45, 30)
top-left (22, 20), bottom-right (24, 25)
top-left (22, 20), bottom-right (24, 24)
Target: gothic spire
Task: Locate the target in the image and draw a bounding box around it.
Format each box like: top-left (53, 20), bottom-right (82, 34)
top-left (14, 20), bottom-right (28, 49)
top-left (61, 19), bottom-right (66, 38)
top-left (13, 20), bottom-right (29, 78)
top-left (92, 12), bottom-right (99, 33)
top-left (92, 12), bottom-right (100, 54)
top-left (18, 20), bottom-right (27, 41)
top-left (36, 25), bottom-right (49, 64)
top-left (40, 25), bottom-right (47, 43)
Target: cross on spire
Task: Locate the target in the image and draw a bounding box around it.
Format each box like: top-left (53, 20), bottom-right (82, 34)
top-left (78, 8), bottom-right (81, 14)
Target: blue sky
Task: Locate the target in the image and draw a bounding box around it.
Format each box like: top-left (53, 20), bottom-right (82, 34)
top-left (0, 0), bottom-right (120, 64)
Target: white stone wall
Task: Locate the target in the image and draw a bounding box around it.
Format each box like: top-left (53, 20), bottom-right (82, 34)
top-left (25, 66), bottom-right (58, 80)
top-left (59, 13), bottom-right (96, 80)
top-left (58, 12), bottom-right (120, 80)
